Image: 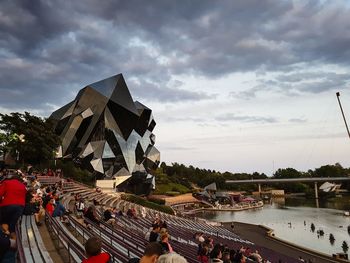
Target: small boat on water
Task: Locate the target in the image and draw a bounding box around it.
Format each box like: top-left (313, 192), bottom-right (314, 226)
top-left (344, 211), bottom-right (350, 216)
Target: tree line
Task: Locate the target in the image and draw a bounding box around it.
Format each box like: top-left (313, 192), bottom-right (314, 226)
top-left (156, 162), bottom-right (350, 193)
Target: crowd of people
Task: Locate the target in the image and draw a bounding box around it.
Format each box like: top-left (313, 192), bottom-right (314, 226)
top-left (74, 197), bottom-right (188, 263)
top-left (194, 232), bottom-right (269, 263)
top-left (0, 167), bottom-right (66, 262)
top-left (73, 191), bottom-right (142, 229)
top-left (143, 212), bottom-right (270, 263)
top-left (82, 235), bottom-right (187, 263)
top-left (1, 166), bottom-right (313, 263)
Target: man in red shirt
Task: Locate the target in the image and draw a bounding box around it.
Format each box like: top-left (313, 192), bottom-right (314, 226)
top-left (0, 175), bottom-right (26, 233)
top-left (45, 198), bottom-right (55, 216)
top-left (82, 236), bottom-right (110, 263)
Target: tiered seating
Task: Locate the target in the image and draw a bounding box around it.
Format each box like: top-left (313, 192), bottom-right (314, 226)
top-left (36, 175), bottom-right (62, 185)
top-left (57, 181), bottom-right (297, 263)
top-left (17, 215), bottom-right (54, 263)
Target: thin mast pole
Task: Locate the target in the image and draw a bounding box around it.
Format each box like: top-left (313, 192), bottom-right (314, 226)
top-left (336, 92), bottom-right (350, 139)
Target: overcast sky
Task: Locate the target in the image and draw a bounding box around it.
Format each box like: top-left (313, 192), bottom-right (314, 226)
top-left (1, 0), bottom-right (350, 175)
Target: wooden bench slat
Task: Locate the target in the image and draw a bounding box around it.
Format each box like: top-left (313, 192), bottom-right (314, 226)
top-left (30, 215), bottom-right (54, 263)
top-left (26, 216), bottom-right (44, 263)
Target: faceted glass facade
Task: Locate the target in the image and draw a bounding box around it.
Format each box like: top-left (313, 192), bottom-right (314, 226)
top-left (49, 74), bottom-right (160, 195)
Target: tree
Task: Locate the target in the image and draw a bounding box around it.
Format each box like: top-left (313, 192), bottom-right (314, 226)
top-left (0, 112), bottom-right (60, 165)
top-left (273, 168), bottom-right (302, 178)
top-left (313, 164), bottom-right (346, 178)
top-left (0, 132), bottom-right (18, 161)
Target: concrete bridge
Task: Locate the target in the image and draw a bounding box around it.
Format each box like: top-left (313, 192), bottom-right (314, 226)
top-left (226, 177), bottom-right (350, 198)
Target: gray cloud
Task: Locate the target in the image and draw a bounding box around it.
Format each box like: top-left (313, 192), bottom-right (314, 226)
top-left (1, 0), bottom-right (350, 114)
top-left (129, 80), bottom-right (215, 103)
top-left (289, 118), bottom-right (307, 123)
top-left (164, 117), bottom-right (206, 123)
top-left (159, 145), bottom-right (196, 151)
top-left (235, 71), bottom-right (350, 99)
top-left (216, 113), bottom-right (278, 123)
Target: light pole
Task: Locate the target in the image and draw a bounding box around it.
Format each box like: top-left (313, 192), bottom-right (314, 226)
top-left (336, 92), bottom-right (350, 139)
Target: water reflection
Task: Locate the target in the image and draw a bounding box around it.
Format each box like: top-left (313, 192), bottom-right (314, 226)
top-left (196, 197), bottom-right (350, 256)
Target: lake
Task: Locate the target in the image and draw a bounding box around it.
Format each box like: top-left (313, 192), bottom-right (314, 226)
top-left (196, 197), bottom-right (350, 256)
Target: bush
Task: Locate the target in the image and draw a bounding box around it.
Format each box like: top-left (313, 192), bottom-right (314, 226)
top-left (56, 160), bottom-right (95, 187)
top-left (121, 194), bottom-right (174, 215)
top-left (147, 196), bottom-right (166, 205)
top-left (153, 183), bottom-right (190, 195)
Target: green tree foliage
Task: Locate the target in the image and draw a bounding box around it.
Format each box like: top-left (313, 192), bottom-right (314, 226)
top-left (0, 132), bottom-right (20, 161)
top-left (156, 162), bottom-right (350, 194)
top-left (158, 162), bottom-right (267, 192)
top-left (272, 168), bottom-right (311, 193)
top-left (273, 168), bottom-right (302, 178)
top-left (121, 194), bottom-right (174, 214)
top-left (313, 163), bottom-right (346, 178)
top-left (55, 160), bottom-right (94, 186)
top-left (0, 112), bottom-right (60, 165)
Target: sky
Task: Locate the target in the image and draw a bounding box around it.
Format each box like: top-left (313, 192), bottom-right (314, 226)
top-left (1, 0), bottom-right (350, 175)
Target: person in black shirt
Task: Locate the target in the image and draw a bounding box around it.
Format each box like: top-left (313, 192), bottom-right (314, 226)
top-left (149, 225), bottom-right (160, 242)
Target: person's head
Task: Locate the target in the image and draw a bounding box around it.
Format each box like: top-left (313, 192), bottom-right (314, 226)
top-left (160, 232), bottom-right (169, 242)
top-left (153, 225), bottom-right (160, 232)
top-left (198, 235), bottom-right (205, 243)
top-left (235, 252), bottom-right (245, 263)
top-left (156, 253), bottom-right (187, 263)
top-left (85, 236), bottom-right (102, 257)
top-left (210, 246), bottom-right (222, 259)
top-left (222, 252), bottom-right (230, 261)
top-left (140, 242), bottom-right (163, 263)
top-left (87, 205), bottom-right (94, 213)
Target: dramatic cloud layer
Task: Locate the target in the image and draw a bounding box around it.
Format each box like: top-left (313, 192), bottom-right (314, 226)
top-left (1, 0), bottom-right (350, 173)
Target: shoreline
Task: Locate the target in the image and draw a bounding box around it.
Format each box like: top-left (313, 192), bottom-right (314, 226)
top-left (222, 221), bottom-right (349, 263)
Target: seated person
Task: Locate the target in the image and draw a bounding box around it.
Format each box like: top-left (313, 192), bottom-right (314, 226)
top-left (93, 198), bottom-right (99, 206)
top-left (52, 197), bottom-right (66, 220)
top-left (161, 220), bottom-right (167, 229)
top-left (159, 229), bottom-right (173, 254)
top-left (24, 192), bottom-right (45, 226)
top-left (46, 197), bottom-right (56, 216)
top-left (131, 207), bottom-right (137, 218)
top-left (103, 208), bottom-right (116, 225)
top-left (82, 236), bottom-right (110, 263)
top-left (152, 215), bottom-right (161, 228)
top-left (149, 225), bottom-right (160, 242)
top-left (128, 242), bottom-right (164, 263)
top-left (84, 206), bottom-right (100, 225)
top-left (127, 208), bottom-right (133, 217)
top-left (75, 198), bottom-right (85, 217)
top-left (157, 253), bottom-right (188, 263)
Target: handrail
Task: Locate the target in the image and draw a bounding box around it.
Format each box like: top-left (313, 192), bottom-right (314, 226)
top-left (67, 215), bottom-right (131, 262)
top-left (45, 213), bottom-right (86, 262)
top-left (15, 221), bottom-right (27, 263)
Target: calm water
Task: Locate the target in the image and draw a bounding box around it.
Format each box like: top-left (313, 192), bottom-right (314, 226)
top-left (196, 197), bottom-right (350, 256)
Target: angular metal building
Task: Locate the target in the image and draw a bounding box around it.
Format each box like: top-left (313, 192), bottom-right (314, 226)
top-left (49, 74), bottom-right (160, 195)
